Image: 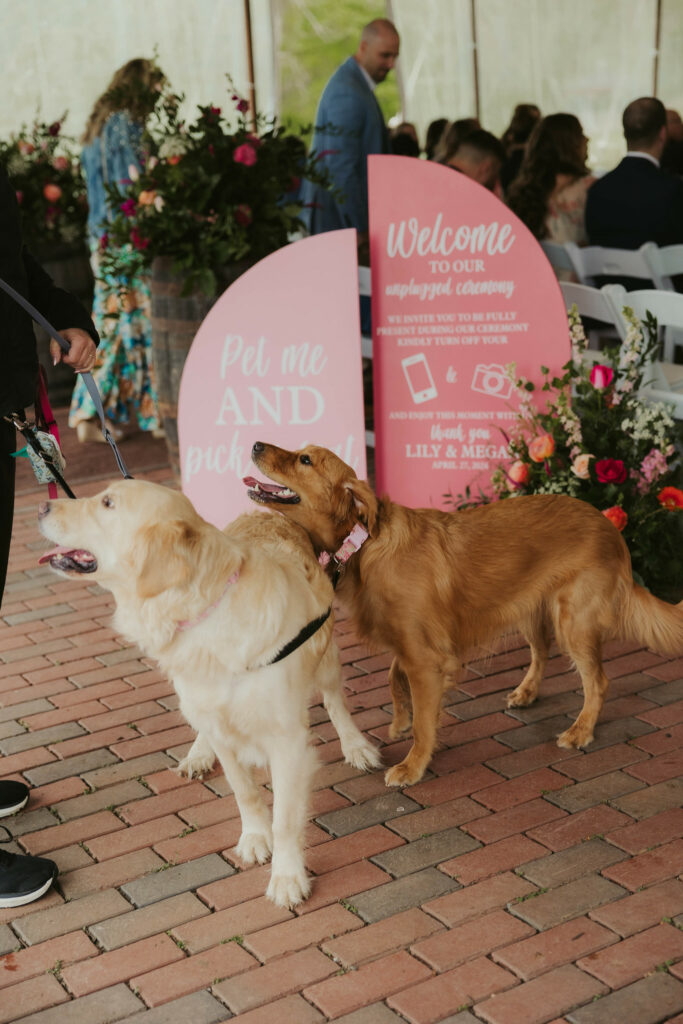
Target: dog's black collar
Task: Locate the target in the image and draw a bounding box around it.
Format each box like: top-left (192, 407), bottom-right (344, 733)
top-left (263, 607), bottom-right (332, 666)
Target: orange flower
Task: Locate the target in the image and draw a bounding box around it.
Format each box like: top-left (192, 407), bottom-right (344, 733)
top-left (167, 154), bottom-right (182, 166)
top-left (137, 190), bottom-right (157, 206)
top-left (602, 506), bottom-right (628, 531)
top-left (43, 183), bottom-right (62, 202)
top-left (657, 486), bottom-right (683, 509)
top-left (507, 460), bottom-right (530, 487)
top-left (528, 434), bottom-right (555, 463)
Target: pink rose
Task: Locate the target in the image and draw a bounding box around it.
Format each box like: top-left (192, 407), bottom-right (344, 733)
top-left (43, 183), bottom-right (62, 202)
top-left (595, 458), bottom-right (627, 484)
top-left (571, 453), bottom-right (593, 480)
top-left (590, 364), bottom-right (614, 390)
top-left (52, 155), bottom-right (69, 172)
top-left (528, 434), bottom-right (555, 463)
top-left (233, 143), bottom-right (258, 166)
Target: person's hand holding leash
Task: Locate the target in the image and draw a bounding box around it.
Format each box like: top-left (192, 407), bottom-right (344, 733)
top-left (50, 329), bottom-right (97, 373)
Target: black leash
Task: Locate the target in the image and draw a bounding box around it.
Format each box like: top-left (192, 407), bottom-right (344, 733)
top-left (0, 274), bottom-right (133, 489)
top-left (264, 607), bottom-right (332, 666)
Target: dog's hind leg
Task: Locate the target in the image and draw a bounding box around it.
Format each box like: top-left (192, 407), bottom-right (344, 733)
top-left (317, 643), bottom-right (381, 770)
top-left (556, 637), bottom-right (609, 749)
top-left (388, 658), bottom-right (413, 739)
top-left (266, 738), bottom-right (317, 908)
top-left (384, 658), bottom-right (443, 787)
top-left (211, 741), bottom-right (273, 866)
top-left (507, 615), bottom-right (551, 709)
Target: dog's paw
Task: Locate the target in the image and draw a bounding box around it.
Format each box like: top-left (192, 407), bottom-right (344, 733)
top-left (384, 760), bottom-right (424, 787)
top-left (175, 737), bottom-right (216, 779)
top-left (507, 686), bottom-right (537, 709)
top-left (343, 736), bottom-right (382, 772)
top-left (266, 869), bottom-right (311, 909)
top-left (236, 829), bottom-right (273, 865)
top-left (557, 725), bottom-right (594, 750)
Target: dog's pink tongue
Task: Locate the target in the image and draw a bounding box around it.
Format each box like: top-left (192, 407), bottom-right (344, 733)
top-left (242, 476), bottom-right (282, 494)
top-left (38, 546), bottom-right (89, 565)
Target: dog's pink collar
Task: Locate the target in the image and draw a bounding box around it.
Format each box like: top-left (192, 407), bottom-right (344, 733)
top-left (318, 523), bottom-right (368, 569)
top-left (176, 571), bottom-right (239, 632)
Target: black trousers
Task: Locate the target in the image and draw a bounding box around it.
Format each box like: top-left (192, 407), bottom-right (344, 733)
top-left (0, 418), bottom-right (16, 607)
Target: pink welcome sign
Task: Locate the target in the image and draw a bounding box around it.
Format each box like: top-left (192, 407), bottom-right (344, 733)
top-left (178, 230), bottom-right (366, 527)
top-left (369, 155), bottom-right (570, 508)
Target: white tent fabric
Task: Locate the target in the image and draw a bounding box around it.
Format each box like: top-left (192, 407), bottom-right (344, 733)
top-left (0, 0), bottom-right (276, 142)
top-left (390, 0), bottom-right (683, 172)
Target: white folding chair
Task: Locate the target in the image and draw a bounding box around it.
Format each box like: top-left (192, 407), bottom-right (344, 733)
top-left (604, 285), bottom-right (683, 419)
top-left (565, 242), bottom-right (662, 288)
top-left (559, 281), bottom-right (626, 351)
top-left (540, 241), bottom-right (581, 278)
top-left (643, 243), bottom-right (683, 292)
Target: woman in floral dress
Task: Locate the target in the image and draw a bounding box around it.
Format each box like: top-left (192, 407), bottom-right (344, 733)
top-left (69, 58), bottom-right (162, 442)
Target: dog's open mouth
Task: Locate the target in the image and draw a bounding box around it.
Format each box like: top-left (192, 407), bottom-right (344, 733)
top-left (243, 477), bottom-right (300, 505)
top-left (38, 546), bottom-right (98, 573)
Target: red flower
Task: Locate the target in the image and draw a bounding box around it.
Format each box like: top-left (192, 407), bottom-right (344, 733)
top-left (48, 121), bottom-right (61, 137)
top-left (130, 227), bottom-right (150, 250)
top-left (99, 232), bottom-right (109, 252)
top-left (234, 203), bottom-right (252, 226)
top-left (595, 458), bottom-right (627, 484)
top-left (590, 364), bottom-right (614, 389)
top-left (602, 506), bottom-right (627, 531)
top-left (43, 183), bottom-right (62, 202)
top-left (233, 143), bottom-right (257, 166)
top-left (15, 190), bottom-right (23, 205)
top-left (657, 486), bottom-right (683, 509)
top-left (120, 198), bottom-right (137, 218)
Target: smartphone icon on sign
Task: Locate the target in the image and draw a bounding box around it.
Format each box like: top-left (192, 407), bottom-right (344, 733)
top-left (402, 353), bottom-right (438, 404)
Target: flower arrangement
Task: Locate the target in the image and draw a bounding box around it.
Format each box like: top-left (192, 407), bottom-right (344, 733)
top-left (102, 84), bottom-right (330, 295)
top-left (0, 116), bottom-right (88, 250)
top-left (452, 306), bottom-right (683, 597)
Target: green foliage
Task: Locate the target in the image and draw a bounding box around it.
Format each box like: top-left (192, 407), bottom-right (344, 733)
top-left (102, 78), bottom-right (331, 296)
top-left (0, 115), bottom-right (88, 249)
top-left (448, 306), bottom-right (683, 598)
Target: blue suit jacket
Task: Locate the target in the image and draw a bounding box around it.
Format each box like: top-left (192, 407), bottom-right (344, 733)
top-left (301, 57), bottom-right (389, 235)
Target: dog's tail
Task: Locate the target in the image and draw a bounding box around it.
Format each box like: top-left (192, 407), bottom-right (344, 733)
top-left (621, 583), bottom-right (683, 655)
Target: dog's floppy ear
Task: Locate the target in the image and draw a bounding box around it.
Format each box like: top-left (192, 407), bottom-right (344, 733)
top-left (136, 520), bottom-right (198, 600)
top-left (343, 479), bottom-right (379, 537)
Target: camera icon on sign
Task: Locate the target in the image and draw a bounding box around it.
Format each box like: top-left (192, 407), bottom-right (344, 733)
top-left (471, 363), bottom-right (513, 400)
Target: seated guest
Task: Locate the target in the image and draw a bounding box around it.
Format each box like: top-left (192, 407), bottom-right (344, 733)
top-left (425, 117), bottom-right (447, 160)
top-left (434, 117), bottom-right (480, 163)
top-left (507, 113), bottom-right (594, 243)
top-left (661, 108), bottom-right (683, 176)
top-left (444, 129), bottom-right (505, 193)
top-left (586, 96), bottom-right (683, 252)
top-left (390, 122), bottom-right (421, 157)
top-left (500, 102), bottom-right (541, 194)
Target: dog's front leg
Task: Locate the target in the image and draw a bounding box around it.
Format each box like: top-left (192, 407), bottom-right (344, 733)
top-left (317, 643), bottom-right (381, 770)
top-left (388, 658), bottom-right (413, 739)
top-left (266, 738), bottom-right (317, 909)
top-left (384, 659), bottom-right (443, 787)
top-left (211, 740), bottom-right (273, 865)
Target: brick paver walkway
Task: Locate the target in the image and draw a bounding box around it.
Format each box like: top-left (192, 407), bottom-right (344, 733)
top-left (1, 418), bottom-right (682, 1024)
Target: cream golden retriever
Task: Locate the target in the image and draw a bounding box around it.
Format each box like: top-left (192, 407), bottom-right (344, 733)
top-left (246, 442), bottom-right (683, 787)
top-left (38, 479), bottom-right (379, 907)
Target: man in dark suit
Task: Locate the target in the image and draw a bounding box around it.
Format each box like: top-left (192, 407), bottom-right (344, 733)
top-left (586, 96), bottom-right (683, 251)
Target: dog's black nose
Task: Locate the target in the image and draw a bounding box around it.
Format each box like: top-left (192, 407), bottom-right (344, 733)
top-left (38, 502), bottom-right (50, 519)
top-left (251, 441), bottom-right (264, 456)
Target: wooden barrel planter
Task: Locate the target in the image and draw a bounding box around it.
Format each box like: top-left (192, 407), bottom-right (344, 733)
top-left (150, 256), bottom-right (251, 479)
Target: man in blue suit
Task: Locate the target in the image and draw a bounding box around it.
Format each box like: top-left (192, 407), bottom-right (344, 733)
top-left (586, 97), bottom-right (683, 251)
top-left (301, 18), bottom-right (400, 255)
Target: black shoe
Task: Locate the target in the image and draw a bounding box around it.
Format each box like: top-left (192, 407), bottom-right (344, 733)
top-left (0, 826), bottom-right (58, 908)
top-left (0, 780), bottom-right (29, 818)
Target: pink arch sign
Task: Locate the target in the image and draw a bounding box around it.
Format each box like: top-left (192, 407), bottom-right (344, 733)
top-left (178, 229), bottom-right (366, 528)
top-left (369, 155), bottom-right (570, 508)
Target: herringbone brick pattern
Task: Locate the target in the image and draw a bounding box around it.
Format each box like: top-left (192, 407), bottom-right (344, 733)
top-left (0, 424), bottom-right (681, 1024)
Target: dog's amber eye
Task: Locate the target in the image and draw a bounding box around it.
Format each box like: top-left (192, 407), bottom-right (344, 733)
top-left (299, 455), bottom-right (312, 466)
top-left (102, 495), bottom-right (115, 509)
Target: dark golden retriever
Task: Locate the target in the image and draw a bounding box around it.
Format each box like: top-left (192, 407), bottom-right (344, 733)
top-left (245, 442), bottom-right (683, 787)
